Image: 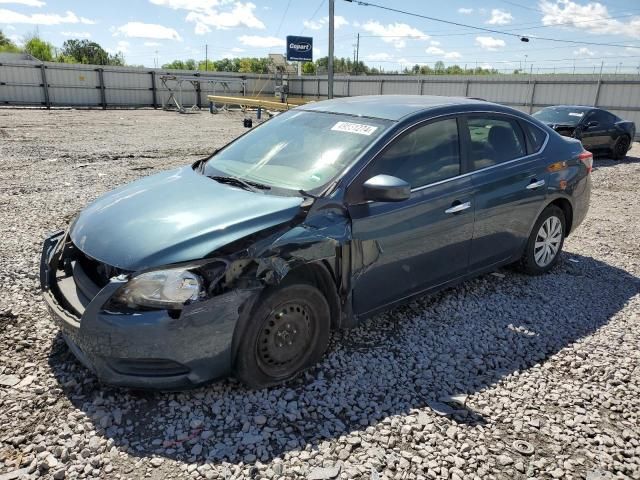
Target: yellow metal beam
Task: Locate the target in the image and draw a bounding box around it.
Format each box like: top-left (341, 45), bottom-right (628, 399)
top-left (207, 95), bottom-right (294, 111)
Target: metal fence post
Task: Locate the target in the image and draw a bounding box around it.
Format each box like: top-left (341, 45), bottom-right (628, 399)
top-left (316, 78), bottom-right (320, 99)
top-left (39, 64), bottom-right (50, 109)
top-left (528, 80), bottom-right (537, 113)
top-left (464, 80), bottom-right (470, 97)
top-left (418, 79), bottom-right (424, 95)
top-left (195, 78), bottom-right (202, 108)
top-left (150, 71), bottom-right (157, 109)
top-left (379, 79), bottom-right (384, 94)
top-left (347, 78), bottom-right (350, 97)
top-left (97, 68), bottom-right (106, 109)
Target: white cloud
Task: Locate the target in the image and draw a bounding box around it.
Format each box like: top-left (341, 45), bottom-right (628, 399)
top-left (0, 8), bottom-right (94, 25)
top-left (186, 3), bottom-right (264, 32)
top-left (0, 0), bottom-right (45, 6)
top-left (475, 36), bottom-right (506, 50)
top-left (303, 18), bottom-right (323, 30)
top-left (303, 15), bottom-right (348, 31)
top-left (362, 21), bottom-right (429, 49)
top-left (115, 22), bottom-right (182, 41)
top-left (105, 40), bottom-right (130, 55)
top-left (150, 0), bottom-right (265, 33)
top-left (237, 35), bottom-right (284, 48)
top-left (149, 0), bottom-right (220, 10)
top-left (60, 31), bottom-right (91, 38)
top-left (366, 52), bottom-right (391, 61)
top-left (486, 8), bottom-right (512, 25)
top-left (116, 40), bottom-right (130, 53)
top-left (430, 40), bottom-right (440, 46)
top-left (333, 15), bottom-right (348, 29)
top-left (144, 41), bottom-right (162, 47)
top-left (231, 47), bottom-right (243, 52)
top-left (573, 46), bottom-right (595, 56)
top-left (425, 45), bottom-right (462, 60)
top-left (458, 7), bottom-right (473, 14)
top-left (540, 0), bottom-right (640, 39)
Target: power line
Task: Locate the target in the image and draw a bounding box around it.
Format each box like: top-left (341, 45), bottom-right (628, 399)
top-left (301, 0), bottom-right (327, 34)
top-left (342, 0), bottom-right (640, 49)
top-left (275, 0), bottom-right (292, 37)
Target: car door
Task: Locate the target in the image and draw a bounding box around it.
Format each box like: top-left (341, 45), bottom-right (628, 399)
top-left (463, 114), bottom-right (549, 271)
top-left (580, 110), bottom-right (613, 150)
top-left (346, 117), bottom-right (475, 315)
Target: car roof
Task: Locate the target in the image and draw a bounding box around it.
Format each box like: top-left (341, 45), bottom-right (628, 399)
top-left (296, 95), bottom-right (488, 121)
top-left (539, 105), bottom-right (595, 111)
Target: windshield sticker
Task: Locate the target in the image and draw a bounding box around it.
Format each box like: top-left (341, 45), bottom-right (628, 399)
top-left (568, 112), bottom-right (584, 117)
top-left (331, 121), bottom-right (378, 136)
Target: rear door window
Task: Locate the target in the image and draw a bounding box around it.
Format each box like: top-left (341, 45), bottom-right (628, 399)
top-left (367, 118), bottom-right (461, 189)
top-left (587, 109), bottom-right (617, 125)
top-left (465, 116), bottom-right (527, 170)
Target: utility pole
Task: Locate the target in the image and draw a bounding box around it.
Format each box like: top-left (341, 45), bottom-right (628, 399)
top-left (328, 0), bottom-right (334, 99)
top-left (355, 33), bottom-right (360, 76)
top-left (205, 44), bottom-right (208, 71)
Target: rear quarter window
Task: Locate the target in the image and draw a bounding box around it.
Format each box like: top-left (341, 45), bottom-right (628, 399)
top-left (521, 121), bottom-right (547, 153)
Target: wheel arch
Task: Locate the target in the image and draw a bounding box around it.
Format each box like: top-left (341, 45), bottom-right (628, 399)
top-left (278, 261), bottom-right (341, 330)
top-left (548, 197), bottom-right (574, 236)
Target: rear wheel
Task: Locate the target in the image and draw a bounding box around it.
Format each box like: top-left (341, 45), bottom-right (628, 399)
top-left (518, 205), bottom-right (566, 275)
top-left (234, 284), bottom-right (331, 389)
top-left (611, 135), bottom-right (630, 160)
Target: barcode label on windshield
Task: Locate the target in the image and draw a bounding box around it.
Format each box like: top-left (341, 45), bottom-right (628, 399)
top-left (331, 121), bottom-right (378, 136)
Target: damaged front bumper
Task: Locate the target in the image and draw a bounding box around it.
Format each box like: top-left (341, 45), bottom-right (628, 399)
top-left (40, 231), bottom-right (256, 389)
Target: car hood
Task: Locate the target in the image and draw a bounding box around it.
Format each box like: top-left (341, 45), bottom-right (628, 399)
top-left (70, 166), bottom-right (303, 271)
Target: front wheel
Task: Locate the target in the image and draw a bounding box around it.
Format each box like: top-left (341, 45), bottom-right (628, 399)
top-left (518, 205), bottom-right (566, 275)
top-left (611, 135), bottom-right (630, 160)
top-left (234, 284), bottom-right (331, 389)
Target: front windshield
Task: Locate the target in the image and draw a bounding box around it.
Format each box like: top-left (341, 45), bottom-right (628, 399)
top-left (203, 110), bottom-right (391, 192)
top-left (532, 107), bottom-right (588, 127)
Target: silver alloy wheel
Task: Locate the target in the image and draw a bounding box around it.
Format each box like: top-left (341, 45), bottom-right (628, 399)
top-left (534, 215), bottom-right (563, 267)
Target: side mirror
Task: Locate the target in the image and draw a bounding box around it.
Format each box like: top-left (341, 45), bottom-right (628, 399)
top-left (362, 174), bottom-right (411, 202)
top-left (586, 120), bottom-right (599, 128)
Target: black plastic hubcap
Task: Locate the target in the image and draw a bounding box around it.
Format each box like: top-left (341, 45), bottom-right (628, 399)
top-left (257, 303), bottom-right (312, 375)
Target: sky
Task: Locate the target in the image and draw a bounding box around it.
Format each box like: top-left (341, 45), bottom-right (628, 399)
top-left (1, 0), bottom-right (640, 73)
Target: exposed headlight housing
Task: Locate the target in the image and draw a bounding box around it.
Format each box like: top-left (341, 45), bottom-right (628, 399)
top-left (112, 268), bottom-right (202, 310)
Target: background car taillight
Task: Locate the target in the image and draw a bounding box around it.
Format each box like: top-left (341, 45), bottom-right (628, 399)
top-left (577, 151), bottom-right (593, 174)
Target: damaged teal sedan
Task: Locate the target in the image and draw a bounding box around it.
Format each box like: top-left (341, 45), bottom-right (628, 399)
top-left (40, 95), bottom-right (592, 389)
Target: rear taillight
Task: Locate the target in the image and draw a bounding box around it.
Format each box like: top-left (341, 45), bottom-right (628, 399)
top-left (577, 151), bottom-right (593, 173)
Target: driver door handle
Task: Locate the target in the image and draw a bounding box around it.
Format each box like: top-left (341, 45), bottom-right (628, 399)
top-left (445, 201), bottom-right (471, 214)
top-left (526, 179), bottom-right (546, 190)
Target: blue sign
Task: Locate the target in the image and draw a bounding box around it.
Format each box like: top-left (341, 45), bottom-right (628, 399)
top-left (286, 36), bottom-right (313, 62)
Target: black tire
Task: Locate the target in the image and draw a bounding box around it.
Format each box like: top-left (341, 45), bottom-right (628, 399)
top-left (234, 284), bottom-right (331, 389)
top-left (518, 205), bottom-right (566, 275)
top-left (611, 135), bottom-right (630, 160)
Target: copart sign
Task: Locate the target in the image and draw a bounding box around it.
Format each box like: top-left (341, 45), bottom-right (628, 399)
top-left (286, 36), bottom-right (313, 62)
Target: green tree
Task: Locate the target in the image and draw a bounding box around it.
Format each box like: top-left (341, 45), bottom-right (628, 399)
top-left (61, 39), bottom-right (117, 65)
top-left (302, 61), bottom-right (316, 74)
top-left (24, 36), bottom-right (54, 61)
top-left (162, 59), bottom-right (197, 70)
top-left (0, 29), bottom-right (21, 53)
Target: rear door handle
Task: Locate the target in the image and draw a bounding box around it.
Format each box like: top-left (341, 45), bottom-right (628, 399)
top-left (526, 179), bottom-right (546, 190)
top-left (445, 201), bottom-right (471, 214)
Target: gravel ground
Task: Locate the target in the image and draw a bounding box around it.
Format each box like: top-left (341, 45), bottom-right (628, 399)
top-left (0, 108), bottom-right (639, 480)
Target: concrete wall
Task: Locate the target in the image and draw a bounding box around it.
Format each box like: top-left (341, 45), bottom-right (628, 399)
top-left (2, 61), bottom-right (639, 136)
